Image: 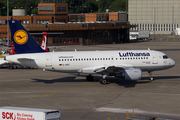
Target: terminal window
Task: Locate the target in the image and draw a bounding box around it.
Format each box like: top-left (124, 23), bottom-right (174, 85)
top-left (39, 6), bottom-right (53, 12)
top-left (57, 6), bottom-right (66, 12)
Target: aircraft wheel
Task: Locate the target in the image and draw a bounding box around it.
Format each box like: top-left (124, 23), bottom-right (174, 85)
top-left (99, 78), bottom-right (107, 85)
top-left (149, 77), bottom-right (154, 81)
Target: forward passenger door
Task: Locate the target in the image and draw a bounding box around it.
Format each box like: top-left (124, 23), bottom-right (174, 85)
top-left (152, 53), bottom-right (158, 64)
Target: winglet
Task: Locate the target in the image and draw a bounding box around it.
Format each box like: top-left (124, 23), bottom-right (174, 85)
top-left (8, 20), bottom-right (47, 54)
top-left (148, 48), bottom-right (150, 50)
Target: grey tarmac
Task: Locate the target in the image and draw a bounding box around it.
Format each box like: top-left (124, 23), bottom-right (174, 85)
top-left (0, 40), bottom-right (180, 120)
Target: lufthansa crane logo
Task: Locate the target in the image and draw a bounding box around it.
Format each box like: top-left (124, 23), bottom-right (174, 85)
top-left (14, 30), bottom-right (28, 45)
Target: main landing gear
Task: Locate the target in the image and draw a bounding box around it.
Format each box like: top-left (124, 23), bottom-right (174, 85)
top-left (86, 74), bottom-right (108, 85)
top-left (148, 71), bottom-right (154, 81)
top-left (99, 75), bottom-right (108, 85)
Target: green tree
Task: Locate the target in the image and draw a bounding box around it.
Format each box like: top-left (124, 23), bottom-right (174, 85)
top-left (0, 0), bottom-right (6, 16)
top-left (0, 0), bottom-right (127, 16)
top-left (110, 0), bottom-right (127, 12)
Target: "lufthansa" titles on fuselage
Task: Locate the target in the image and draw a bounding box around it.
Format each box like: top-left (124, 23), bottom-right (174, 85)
top-left (119, 52), bottom-right (150, 57)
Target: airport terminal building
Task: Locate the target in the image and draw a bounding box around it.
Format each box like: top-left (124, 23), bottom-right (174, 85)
top-left (0, 1), bottom-right (135, 46)
top-left (129, 0), bottom-right (180, 34)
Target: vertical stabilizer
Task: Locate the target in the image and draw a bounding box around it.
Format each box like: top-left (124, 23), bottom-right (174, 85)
top-left (9, 20), bottom-right (46, 54)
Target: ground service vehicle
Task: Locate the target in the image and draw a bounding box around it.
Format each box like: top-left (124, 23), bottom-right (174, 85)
top-left (0, 106), bottom-right (61, 120)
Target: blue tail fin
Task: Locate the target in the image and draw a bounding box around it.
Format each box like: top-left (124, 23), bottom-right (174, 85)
top-left (9, 20), bottom-right (47, 54)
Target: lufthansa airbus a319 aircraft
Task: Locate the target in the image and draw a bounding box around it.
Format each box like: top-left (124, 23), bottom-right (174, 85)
top-left (4, 20), bottom-right (175, 84)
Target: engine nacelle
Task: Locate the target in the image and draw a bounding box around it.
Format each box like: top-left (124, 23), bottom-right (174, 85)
top-left (115, 68), bottom-right (142, 80)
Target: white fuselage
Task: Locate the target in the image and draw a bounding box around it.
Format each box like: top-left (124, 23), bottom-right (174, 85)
top-left (5, 50), bottom-right (175, 74)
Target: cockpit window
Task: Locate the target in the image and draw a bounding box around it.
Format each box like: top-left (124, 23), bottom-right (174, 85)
top-left (163, 55), bottom-right (168, 59)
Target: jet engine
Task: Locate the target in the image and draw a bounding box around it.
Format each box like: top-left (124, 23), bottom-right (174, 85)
top-left (115, 68), bottom-right (142, 80)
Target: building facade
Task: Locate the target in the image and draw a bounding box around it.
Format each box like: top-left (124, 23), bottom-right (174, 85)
top-left (0, 2), bottom-right (134, 45)
top-left (129, 0), bottom-right (180, 34)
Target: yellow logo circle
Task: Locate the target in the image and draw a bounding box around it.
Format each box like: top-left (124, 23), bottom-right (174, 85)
top-left (14, 30), bottom-right (28, 45)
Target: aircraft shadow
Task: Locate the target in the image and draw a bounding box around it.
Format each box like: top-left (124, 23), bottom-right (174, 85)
top-left (107, 78), bottom-right (150, 87)
top-left (31, 76), bottom-right (148, 88)
top-left (147, 76), bottom-right (180, 80)
top-left (32, 77), bottom-right (86, 84)
top-left (32, 75), bottom-right (179, 87)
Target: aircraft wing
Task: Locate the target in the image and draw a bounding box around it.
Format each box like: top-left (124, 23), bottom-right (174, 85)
top-left (97, 64), bottom-right (134, 73)
top-left (78, 64), bottom-right (134, 74)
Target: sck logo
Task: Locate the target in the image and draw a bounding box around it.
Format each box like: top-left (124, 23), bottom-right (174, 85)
top-left (2, 112), bottom-right (16, 120)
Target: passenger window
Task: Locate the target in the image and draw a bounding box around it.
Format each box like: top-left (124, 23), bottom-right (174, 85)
top-left (59, 59), bottom-right (61, 61)
top-left (62, 59), bottom-right (64, 61)
top-left (92, 58), bottom-right (94, 60)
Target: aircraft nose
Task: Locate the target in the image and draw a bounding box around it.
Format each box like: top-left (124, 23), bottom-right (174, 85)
top-left (169, 58), bottom-right (175, 67)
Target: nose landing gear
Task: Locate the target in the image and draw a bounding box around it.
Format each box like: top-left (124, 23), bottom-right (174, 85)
top-left (148, 71), bottom-right (154, 81)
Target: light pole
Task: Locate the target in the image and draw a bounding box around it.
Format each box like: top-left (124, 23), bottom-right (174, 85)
top-left (126, 0), bottom-right (127, 13)
top-left (7, 0), bottom-right (9, 46)
top-left (172, 6), bottom-right (174, 30)
top-left (154, 7), bottom-right (156, 40)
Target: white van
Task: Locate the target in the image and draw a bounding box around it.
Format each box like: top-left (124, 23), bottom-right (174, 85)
top-left (0, 106), bottom-right (61, 120)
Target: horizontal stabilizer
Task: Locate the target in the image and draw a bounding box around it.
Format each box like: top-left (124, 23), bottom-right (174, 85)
top-left (0, 55), bottom-right (5, 58)
top-left (17, 57), bottom-right (34, 60)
